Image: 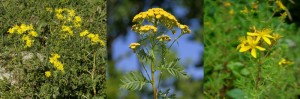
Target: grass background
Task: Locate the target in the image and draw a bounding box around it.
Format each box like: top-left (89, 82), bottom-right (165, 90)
top-left (0, 0), bottom-right (107, 98)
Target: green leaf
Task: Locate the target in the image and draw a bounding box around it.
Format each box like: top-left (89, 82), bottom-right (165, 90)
top-left (120, 71), bottom-right (149, 91)
top-left (157, 58), bottom-right (189, 79)
top-left (226, 88), bottom-right (247, 99)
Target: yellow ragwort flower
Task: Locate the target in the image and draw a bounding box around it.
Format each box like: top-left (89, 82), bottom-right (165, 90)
top-left (239, 36), bottom-right (266, 58)
top-left (276, 0), bottom-right (287, 10)
top-left (80, 30), bottom-right (90, 37)
top-left (45, 71), bottom-right (51, 77)
top-left (236, 36), bottom-right (248, 50)
top-left (21, 35), bottom-right (34, 48)
top-left (61, 25), bottom-right (74, 36)
top-left (156, 34), bottom-right (171, 42)
top-left (29, 31), bottom-right (38, 37)
top-left (132, 8), bottom-right (191, 33)
top-left (49, 54), bottom-right (64, 72)
top-left (129, 43), bottom-right (140, 50)
top-left (247, 28), bottom-right (274, 45)
top-left (278, 58), bottom-right (294, 66)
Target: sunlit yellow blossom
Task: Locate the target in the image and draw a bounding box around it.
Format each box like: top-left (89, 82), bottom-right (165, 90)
top-left (278, 58), bottom-right (294, 66)
top-left (276, 0), bottom-right (286, 10)
top-left (49, 53), bottom-right (64, 72)
top-left (223, 2), bottom-right (231, 7)
top-left (21, 35), bottom-right (34, 48)
top-left (55, 8), bottom-right (64, 14)
top-left (156, 34), bottom-right (171, 42)
top-left (240, 7), bottom-right (249, 14)
top-left (236, 36), bottom-right (248, 50)
top-left (80, 30), bottom-right (89, 37)
top-left (239, 36), bottom-right (266, 58)
top-left (272, 33), bottom-right (282, 41)
top-left (29, 31), bottom-right (38, 37)
top-left (129, 43), bottom-right (140, 50)
top-left (45, 71), bottom-right (51, 77)
top-left (8, 27), bottom-right (17, 34)
top-left (61, 25), bottom-right (73, 36)
top-left (74, 16), bottom-right (81, 23)
top-left (229, 9), bottom-right (235, 15)
top-left (247, 28), bottom-right (274, 45)
top-left (67, 9), bottom-right (75, 17)
top-left (132, 8), bottom-right (191, 33)
top-left (132, 25), bottom-right (157, 33)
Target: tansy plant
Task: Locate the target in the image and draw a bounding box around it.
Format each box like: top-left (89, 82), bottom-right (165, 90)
top-left (120, 8), bottom-right (191, 99)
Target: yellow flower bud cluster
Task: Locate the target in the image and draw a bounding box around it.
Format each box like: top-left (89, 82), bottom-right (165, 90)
top-left (278, 58), bottom-right (294, 66)
top-left (7, 24), bottom-right (38, 48)
top-left (52, 8), bottom-right (82, 27)
top-left (45, 71), bottom-right (51, 77)
top-left (49, 54), bottom-right (64, 72)
top-left (132, 25), bottom-right (157, 33)
top-left (129, 43), bottom-right (140, 50)
top-left (156, 34), bottom-right (171, 42)
top-left (132, 8), bottom-right (191, 34)
top-left (61, 25), bottom-right (74, 38)
top-left (80, 30), bottom-right (105, 46)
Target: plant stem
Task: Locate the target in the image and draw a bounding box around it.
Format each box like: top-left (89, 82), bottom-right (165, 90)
top-left (256, 56), bottom-right (262, 89)
top-left (92, 52), bottom-right (97, 95)
top-left (151, 60), bottom-right (157, 99)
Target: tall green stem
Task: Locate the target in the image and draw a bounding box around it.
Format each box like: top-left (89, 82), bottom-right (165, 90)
top-left (150, 49), bottom-right (157, 99)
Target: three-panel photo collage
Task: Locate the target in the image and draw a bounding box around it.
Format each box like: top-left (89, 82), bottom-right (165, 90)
top-left (1, 0), bottom-right (300, 98)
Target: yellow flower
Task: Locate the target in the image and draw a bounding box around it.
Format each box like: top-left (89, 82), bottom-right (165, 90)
top-left (156, 34), bottom-right (171, 42)
top-left (129, 43), bottom-right (140, 50)
top-left (272, 33), bottom-right (282, 41)
top-left (239, 36), bottom-right (266, 58)
top-left (49, 54), bottom-right (64, 72)
top-left (74, 16), bottom-right (81, 23)
top-left (276, 0), bottom-right (286, 10)
top-left (67, 9), bottom-right (75, 17)
top-left (279, 58), bottom-right (294, 66)
top-left (55, 8), bottom-right (64, 14)
top-left (229, 9), bottom-right (235, 15)
top-left (223, 2), bottom-right (231, 7)
top-left (22, 35), bottom-right (34, 48)
top-left (56, 13), bottom-right (65, 20)
top-left (240, 7), bottom-right (249, 14)
top-left (61, 25), bottom-right (73, 36)
top-left (247, 28), bottom-right (274, 45)
top-left (45, 71), bottom-right (51, 77)
top-left (29, 31), bottom-right (38, 37)
top-left (236, 36), bottom-right (247, 50)
top-left (80, 30), bottom-right (89, 37)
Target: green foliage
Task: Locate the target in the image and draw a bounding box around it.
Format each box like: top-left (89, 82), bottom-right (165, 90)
top-left (157, 58), bottom-right (189, 79)
top-left (204, 0), bottom-right (300, 98)
top-left (0, 0), bottom-right (106, 98)
top-left (120, 71), bottom-right (149, 91)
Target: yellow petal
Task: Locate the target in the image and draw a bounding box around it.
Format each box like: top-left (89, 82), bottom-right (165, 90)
top-left (247, 32), bottom-right (258, 36)
top-left (251, 48), bottom-right (257, 58)
top-left (262, 37), bottom-right (271, 45)
top-left (239, 46), bottom-right (251, 52)
top-left (256, 46), bottom-right (266, 51)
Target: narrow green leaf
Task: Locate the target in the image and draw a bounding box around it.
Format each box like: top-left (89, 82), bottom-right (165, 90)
top-left (120, 71), bottom-right (149, 91)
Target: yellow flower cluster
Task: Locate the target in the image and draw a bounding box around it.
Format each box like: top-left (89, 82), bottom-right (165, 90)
top-left (49, 54), bottom-right (64, 72)
top-left (132, 8), bottom-right (191, 34)
top-left (132, 25), bottom-right (157, 33)
top-left (156, 34), bottom-right (171, 42)
top-left (129, 43), bottom-right (140, 50)
top-left (278, 58), bottom-right (294, 66)
top-left (80, 30), bottom-right (105, 46)
top-left (61, 25), bottom-right (74, 38)
top-left (7, 24), bottom-right (38, 48)
top-left (50, 8), bottom-right (82, 28)
top-left (237, 27), bottom-right (281, 58)
top-left (45, 71), bottom-right (51, 77)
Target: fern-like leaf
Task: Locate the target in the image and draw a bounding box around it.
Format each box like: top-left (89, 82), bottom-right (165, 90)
top-left (157, 58), bottom-right (189, 79)
top-left (120, 71), bottom-right (149, 91)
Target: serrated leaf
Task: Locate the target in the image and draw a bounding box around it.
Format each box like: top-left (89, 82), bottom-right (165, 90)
top-left (120, 71), bottom-right (149, 91)
top-left (157, 58), bottom-right (189, 79)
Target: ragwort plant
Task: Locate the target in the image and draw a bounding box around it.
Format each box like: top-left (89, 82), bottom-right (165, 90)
top-left (120, 8), bottom-right (191, 99)
top-left (0, 1), bottom-right (106, 98)
top-left (205, 0), bottom-right (300, 98)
